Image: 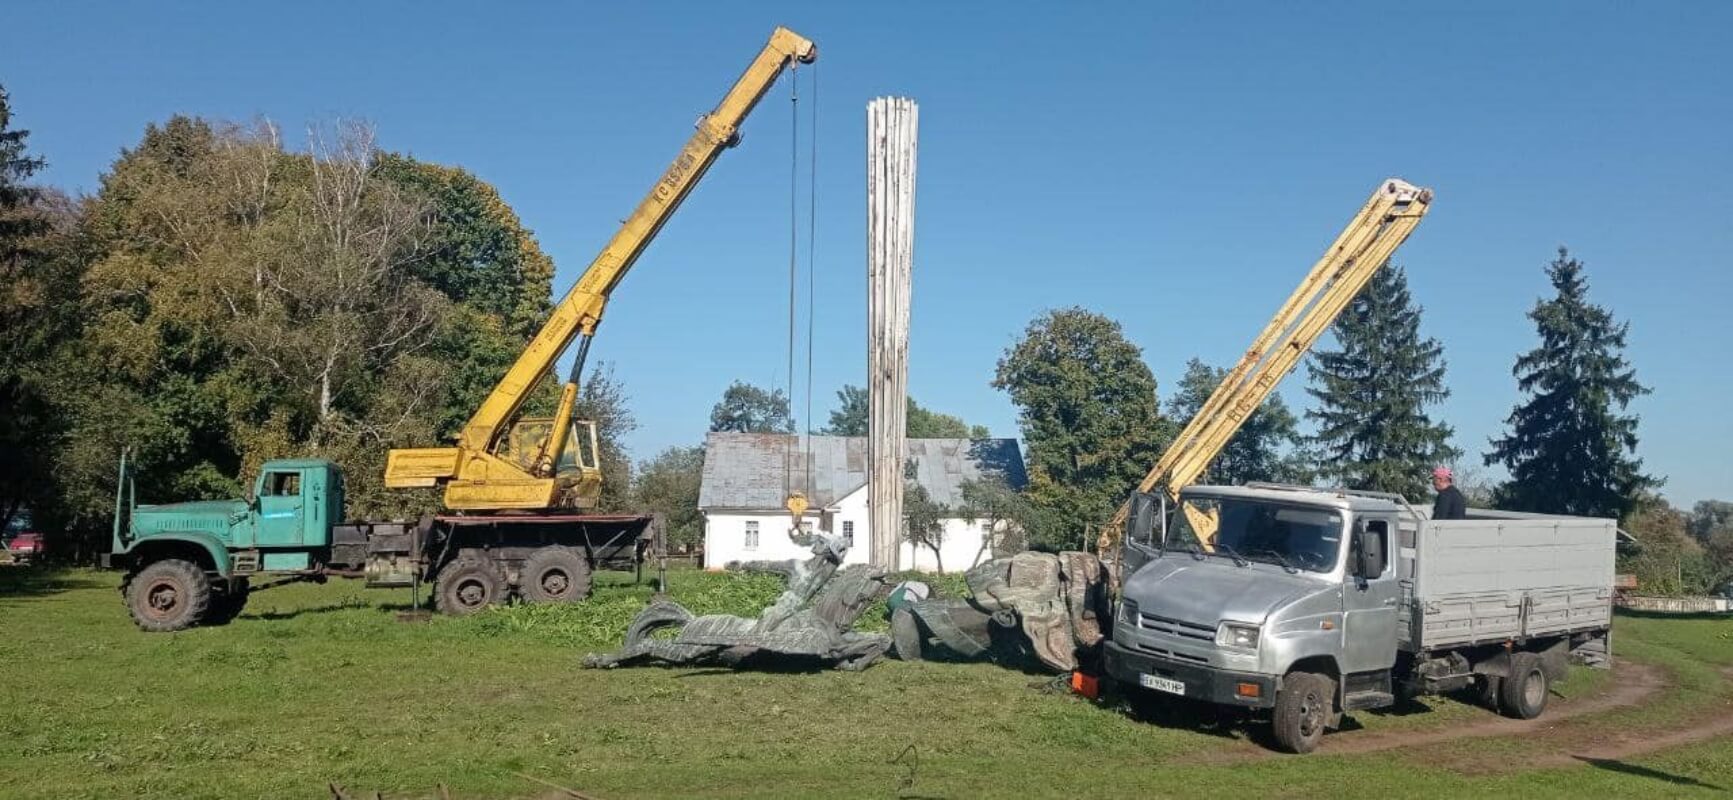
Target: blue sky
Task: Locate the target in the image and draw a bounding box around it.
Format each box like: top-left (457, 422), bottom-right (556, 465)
top-left (5, 2), bottom-right (1729, 506)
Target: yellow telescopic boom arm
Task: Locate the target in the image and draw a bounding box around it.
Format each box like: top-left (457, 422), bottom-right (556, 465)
top-left (1099, 178), bottom-right (1432, 551)
top-left (385, 27), bottom-right (817, 510)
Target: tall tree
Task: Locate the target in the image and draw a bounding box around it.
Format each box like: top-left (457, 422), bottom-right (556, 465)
top-left (1485, 248), bottom-right (1658, 518)
top-left (0, 83), bottom-right (56, 534)
top-left (1305, 265), bottom-right (1459, 500)
top-left (0, 84), bottom-right (44, 245)
top-left (1689, 500), bottom-right (1733, 541)
top-left (571, 363), bottom-right (636, 512)
top-left (993, 308), bottom-right (1169, 551)
top-left (32, 115), bottom-right (566, 550)
top-left (1166, 358), bottom-right (1302, 485)
top-left (633, 445), bottom-right (705, 553)
top-left (822, 384), bottom-right (988, 438)
top-left (708, 380), bottom-right (793, 433)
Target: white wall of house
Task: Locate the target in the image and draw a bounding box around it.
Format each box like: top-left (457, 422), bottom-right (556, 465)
top-left (902, 517), bottom-right (996, 574)
top-left (703, 484), bottom-right (992, 574)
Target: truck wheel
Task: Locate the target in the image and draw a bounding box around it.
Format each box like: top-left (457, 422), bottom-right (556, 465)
top-left (206, 578), bottom-right (251, 626)
top-left (434, 557), bottom-right (506, 616)
top-left (126, 559), bottom-right (212, 632)
top-left (518, 546), bottom-right (594, 604)
top-left (1499, 652), bottom-right (1549, 719)
top-left (1272, 671), bottom-right (1334, 754)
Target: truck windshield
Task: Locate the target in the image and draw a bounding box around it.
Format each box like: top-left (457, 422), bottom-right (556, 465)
top-left (1164, 497), bottom-right (1344, 574)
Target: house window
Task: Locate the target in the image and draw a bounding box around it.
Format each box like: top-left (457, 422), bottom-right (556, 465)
top-left (744, 520), bottom-right (759, 550)
top-left (842, 520), bottom-right (855, 547)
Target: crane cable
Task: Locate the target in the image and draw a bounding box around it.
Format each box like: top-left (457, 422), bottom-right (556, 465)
top-left (804, 63), bottom-right (819, 510)
top-left (784, 64), bottom-right (798, 512)
top-left (781, 62), bottom-right (821, 532)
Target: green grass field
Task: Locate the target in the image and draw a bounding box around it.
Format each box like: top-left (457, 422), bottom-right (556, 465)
top-left (3, 567), bottom-right (1732, 799)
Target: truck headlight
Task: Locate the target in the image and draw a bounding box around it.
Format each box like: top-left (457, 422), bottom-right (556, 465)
top-left (1216, 622), bottom-right (1261, 650)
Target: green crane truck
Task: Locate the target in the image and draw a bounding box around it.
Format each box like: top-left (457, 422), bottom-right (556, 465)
top-left (106, 454), bottom-right (659, 631)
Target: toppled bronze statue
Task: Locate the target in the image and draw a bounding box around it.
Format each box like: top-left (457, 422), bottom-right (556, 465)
top-left (889, 550), bottom-right (1109, 673)
top-left (583, 533), bottom-right (894, 671)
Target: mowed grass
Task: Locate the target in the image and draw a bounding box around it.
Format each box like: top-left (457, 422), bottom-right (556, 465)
top-left (2, 567), bottom-right (1732, 799)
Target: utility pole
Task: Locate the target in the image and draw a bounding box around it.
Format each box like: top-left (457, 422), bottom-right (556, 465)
top-left (866, 97), bottom-right (917, 570)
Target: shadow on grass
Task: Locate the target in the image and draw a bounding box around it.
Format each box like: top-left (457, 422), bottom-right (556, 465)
top-left (674, 653), bottom-right (838, 676)
top-left (247, 599), bottom-right (422, 621)
top-left (1573, 756), bottom-right (1725, 790)
top-left (1361, 692), bottom-right (1449, 718)
top-left (0, 566), bottom-right (111, 598)
top-left (1115, 690), bottom-right (1259, 743)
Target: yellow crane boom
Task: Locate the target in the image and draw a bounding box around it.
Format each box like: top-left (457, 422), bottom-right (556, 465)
top-left (1100, 178), bottom-right (1433, 552)
top-left (385, 26), bottom-right (817, 511)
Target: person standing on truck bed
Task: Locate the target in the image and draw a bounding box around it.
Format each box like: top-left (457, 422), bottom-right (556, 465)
top-left (1431, 466), bottom-right (1467, 520)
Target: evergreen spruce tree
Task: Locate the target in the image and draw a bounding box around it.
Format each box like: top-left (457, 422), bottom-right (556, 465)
top-left (1305, 264), bottom-right (1459, 499)
top-left (1485, 248), bottom-right (1658, 518)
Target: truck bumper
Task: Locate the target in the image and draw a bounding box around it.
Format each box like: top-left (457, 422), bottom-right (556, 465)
top-left (1104, 640), bottom-right (1276, 709)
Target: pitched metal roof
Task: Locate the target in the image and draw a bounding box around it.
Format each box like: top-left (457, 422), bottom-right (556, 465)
top-left (697, 432), bottom-right (1027, 511)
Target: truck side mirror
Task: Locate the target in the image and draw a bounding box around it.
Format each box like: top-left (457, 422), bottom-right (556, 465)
top-left (1355, 524), bottom-right (1387, 579)
top-left (1127, 493), bottom-right (1159, 546)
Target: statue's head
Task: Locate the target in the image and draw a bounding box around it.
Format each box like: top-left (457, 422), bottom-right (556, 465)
top-left (809, 531), bottom-right (848, 562)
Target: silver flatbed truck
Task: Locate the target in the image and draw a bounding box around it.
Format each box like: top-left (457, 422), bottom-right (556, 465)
top-left (1105, 483), bottom-right (1616, 753)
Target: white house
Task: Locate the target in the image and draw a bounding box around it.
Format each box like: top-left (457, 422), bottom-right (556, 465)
top-left (698, 433), bottom-right (1028, 574)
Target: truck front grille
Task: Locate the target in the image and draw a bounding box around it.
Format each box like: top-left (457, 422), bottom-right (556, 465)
top-left (1131, 640), bottom-right (1209, 664)
top-left (1138, 613), bottom-right (1215, 641)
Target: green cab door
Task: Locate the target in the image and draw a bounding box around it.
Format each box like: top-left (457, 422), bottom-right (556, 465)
top-left (257, 470), bottom-right (306, 547)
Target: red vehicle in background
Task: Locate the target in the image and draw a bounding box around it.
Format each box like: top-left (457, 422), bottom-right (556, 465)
top-left (3, 513), bottom-right (42, 564)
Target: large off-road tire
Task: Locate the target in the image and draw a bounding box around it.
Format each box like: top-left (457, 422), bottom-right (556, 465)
top-left (125, 559), bottom-right (213, 632)
top-left (1499, 652), bottom-right (1549, 719)
top-left (205, 578), bottom-right (251, 626)
top-left (1476, 674), bottom-right (1503, 712)
top-left (518, 546), bottom-right (594, 604)
top-left (434, 557), bottom-right (507, 616)
top-left (1272, 671), bottom-right (1335, 754)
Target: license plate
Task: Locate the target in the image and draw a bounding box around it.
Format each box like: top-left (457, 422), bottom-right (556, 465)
top-left (1139, 673), bottom-right (1186, 695)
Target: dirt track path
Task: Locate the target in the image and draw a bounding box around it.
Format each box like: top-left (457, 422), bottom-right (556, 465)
top-left (1189, 661), bottom-right (1672, 765)
top-left (1318, 661), bottom-right (1667, 756)
top-left (1508, 666), bottom-right (1733, 770)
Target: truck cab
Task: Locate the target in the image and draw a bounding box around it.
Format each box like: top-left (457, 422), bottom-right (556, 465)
top-left (113, 458), bottom-right (343, 569)
top-left (110, 457), bottom-right (344, 631)
top-left (1107, 487), bottom-right (1395, 733)
top-left (1106, 483), bottom-right (1615, 753)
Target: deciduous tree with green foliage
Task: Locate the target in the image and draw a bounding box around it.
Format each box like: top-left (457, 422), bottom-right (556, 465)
top-left (902, 462), bottom-right (949, 573)
top-left (633, 445), bottom-right (705, 553)
top-left (1305, 265), bottom-right (1459, 500)
top-left (708, 381), bottom-right (793, 433)
top-left (993, 308), bottom-right (1170, 551)
top-left (821, 384), bottom-right (988, 438)
top-left (1618, 503), bottom-right (1716, 597)
top-left (1485, 248), bottom-right (1658, 519)
top-left (957, 475), bottom-right (1041, 565)
top-left (0, 83), bottom-right (59, 536)
top-left (19, 114), bottom-right (577, 555)
top-left (1689, 500), bottom-right (1733, 542)
top-left (572, 363), bottom-right (637, 513)
top-left (1167, 358), bottom-right (1303, 486)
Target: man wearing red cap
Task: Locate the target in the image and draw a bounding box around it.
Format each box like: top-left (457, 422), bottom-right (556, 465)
top-left (1431, 466), bottom-right (1467, 520)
